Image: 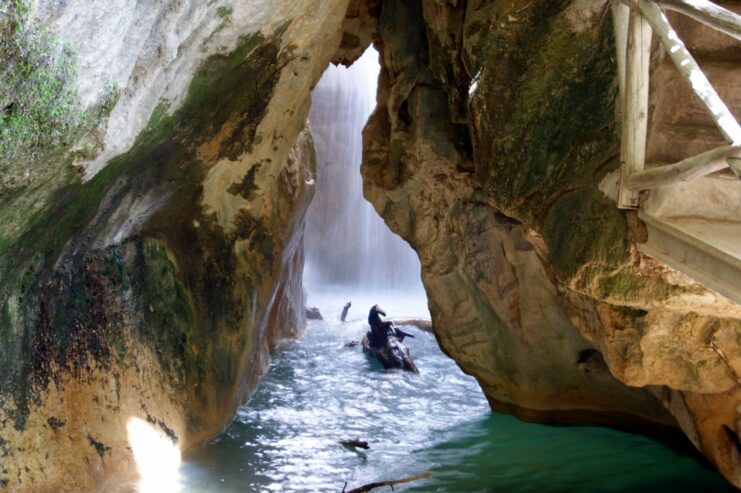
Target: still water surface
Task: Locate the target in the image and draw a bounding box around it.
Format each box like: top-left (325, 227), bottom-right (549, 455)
top-left (180, 294), bottom-right (727, 493)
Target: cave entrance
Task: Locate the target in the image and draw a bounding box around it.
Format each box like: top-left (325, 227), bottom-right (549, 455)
top-left (302, 46), bottom-right (427, 314)
top-left (176, 45), bottom-right (729, 493)
top-left (177, 46), bottom-right (490, 491)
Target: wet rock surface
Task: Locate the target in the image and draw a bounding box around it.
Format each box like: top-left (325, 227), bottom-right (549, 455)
top-left (359, 0), bottom-right (741, 486)
top-left (1, 0), bottom-right (739, 490)
top-left (0, 0), bottom-right (348, 490)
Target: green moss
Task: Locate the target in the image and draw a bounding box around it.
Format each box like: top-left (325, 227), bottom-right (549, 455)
top-left (0, 0), bottom-right (85, 171)
top-left (595, 269), bottom-right (682, 303)
top-left (133, 239), bottom-right (194, 378)
top-left (0, 70), bottom-right (120, 257)
top-left (472, 2), bottom-right (619, 220)
top-left (216, 6), bottom-right (233, 18)
top-left (464, 3), bottom-right (630, 286)
top-left (541, 188), bottom-right (629, 280)
top-left (0, 27), bottom-right (285, 420)
top-left (597, 271), bottom-right (644, 300)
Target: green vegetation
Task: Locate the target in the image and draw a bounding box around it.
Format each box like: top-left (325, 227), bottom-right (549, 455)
top-left (469, 3), bottom-right (631, 284)
top-left (0, 27), bottom-right (284, 429)
top-left (0, 0), bottom-right (85, 176)
top-left (216, 6), bottom-right (233, 18)
top-left (542, 188), bottom-right (628, 280)
top-left (472, 1), bottom-right (619, 222)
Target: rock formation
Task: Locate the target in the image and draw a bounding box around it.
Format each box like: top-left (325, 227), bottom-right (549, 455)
top-left (0, 0), bottom-right (350, 490)
top-left (360, 0), bottom-right (741, 487)
top-left (0, 0), bottom-right (739, 491)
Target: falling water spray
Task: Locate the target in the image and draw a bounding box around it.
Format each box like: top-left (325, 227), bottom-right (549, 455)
top-left (303, 47), bottom-right (424, 301)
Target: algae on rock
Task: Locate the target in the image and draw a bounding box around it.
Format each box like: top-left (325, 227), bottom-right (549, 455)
top-left (361, 0), bottom-right (741, 487)
top-left (0, 0), bottom-right (349, 488)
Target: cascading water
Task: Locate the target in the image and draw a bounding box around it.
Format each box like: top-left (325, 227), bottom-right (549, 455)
top-left (303, 48), bottom-right (424, 299)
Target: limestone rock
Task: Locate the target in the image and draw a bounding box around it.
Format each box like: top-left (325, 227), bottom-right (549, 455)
top-left (0, 0), bottom-right (346, 491)
top-left (361, 0), bottom-right (741, 486)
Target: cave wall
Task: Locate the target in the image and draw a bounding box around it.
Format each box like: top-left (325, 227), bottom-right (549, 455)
top-left (1, 0), bottom-right (740, 490)
top-left (361, 0), bottom-right (741, 486)
top-left (0, 0), bottom-right (351, 491)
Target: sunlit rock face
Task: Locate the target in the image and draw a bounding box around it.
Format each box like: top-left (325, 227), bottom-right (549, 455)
top-left (0, 0), bottom-right (346, 491)
top-left (360, 0), bottom-right (741, 486)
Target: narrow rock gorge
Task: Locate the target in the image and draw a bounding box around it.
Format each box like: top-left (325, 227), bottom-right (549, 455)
top-left (0, 0), bottom-right (739, 491)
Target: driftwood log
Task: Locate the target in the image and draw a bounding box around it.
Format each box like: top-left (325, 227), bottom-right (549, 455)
top-left (389, 318), bottom-right (432, 332)
top-left (342, 472), bottom-right (432, 493)
top-left (339, 438), bottom-right (369, 450)
top-left (341, 302), bottom-right (352, 322)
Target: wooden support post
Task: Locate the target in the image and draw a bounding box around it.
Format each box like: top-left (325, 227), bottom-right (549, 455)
top-left (626, 144), bottom-right (740, 190)
top-left (659, 0), bottom-right (741, 41)
top-left (633, 0), bottom-right (741, 145)
top-left (618, 5), bottom-right (653, 209)
top-left (612, 1), bottom-right (630, 109)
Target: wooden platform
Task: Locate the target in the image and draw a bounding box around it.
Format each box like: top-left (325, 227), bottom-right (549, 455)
top-left (639, 212), bottom-right (741, 303)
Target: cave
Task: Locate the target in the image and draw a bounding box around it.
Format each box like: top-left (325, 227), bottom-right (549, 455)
top-left (0, 0), bottom-right (739, 492)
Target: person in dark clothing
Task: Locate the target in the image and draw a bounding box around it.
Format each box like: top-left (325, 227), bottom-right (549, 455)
top-left (368, 305), bottom-right (391, 347)
top-left (367, 305), bottom-right (414, 347)
top-left (364, 305), bottom-right (418, 372)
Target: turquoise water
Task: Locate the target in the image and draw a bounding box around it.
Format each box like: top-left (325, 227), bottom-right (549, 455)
top-left (179, 295), bottom-right (727, 493)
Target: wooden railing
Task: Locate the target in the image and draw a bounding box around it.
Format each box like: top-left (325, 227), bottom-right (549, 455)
top-left (613, 0), bottom-right (741, 209)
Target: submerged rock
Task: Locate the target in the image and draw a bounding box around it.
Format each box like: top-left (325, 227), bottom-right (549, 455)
top-left (306, 306), bottom-right (324, 320)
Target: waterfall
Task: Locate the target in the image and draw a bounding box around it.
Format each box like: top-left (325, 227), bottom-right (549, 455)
top-left (303, 48), bottom-right (424, 297)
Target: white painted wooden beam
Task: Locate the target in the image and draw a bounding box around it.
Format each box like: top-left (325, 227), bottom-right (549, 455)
top-left (639, 212), bottom-right (741, 304)
top-left (658, 0), bottom-right (741, 41)
top-left (612, 1), bottom-right (630, 108)
top-left (631, 0), bottom-right (741, 145)
top-left (618, 5), bottom-right (653, 209)
top-left (627, 144), bottom-right (740, 189)
top-left (727, 157), bottom-right (741, 179)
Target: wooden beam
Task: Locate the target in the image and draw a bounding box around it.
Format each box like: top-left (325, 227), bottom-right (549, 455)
top-left (728, 157), bottom-right (741, 179)
top-left (658, 0), bottom-right (741, 42)
top-left (612, 1), bottom-right (630, 108)
top-left (631, 0), bottom-right (741, 145)
top-left (626, 144), bottom-right (740, 190)
top-left (618, 6), bottom-right (653, 209)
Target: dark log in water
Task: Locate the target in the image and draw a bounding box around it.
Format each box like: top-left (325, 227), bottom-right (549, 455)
top-left (339, 438), bottom-right (369, 450)
top-left (342, 472), bottom-right (432, 493)
top-left (340, 301), bottom-right (351, 322)
top-left (389, 317), bottom-right (432, 332)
